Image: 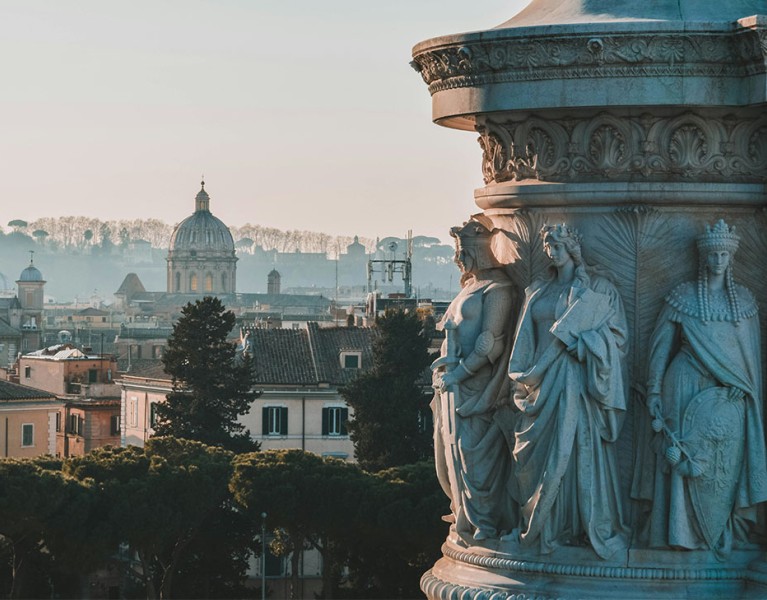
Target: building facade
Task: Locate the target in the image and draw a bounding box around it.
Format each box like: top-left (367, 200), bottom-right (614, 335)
top-left (117, 322), bottom-right (374, 461)
top-left (17, 344), bottom-right (121, 456)
top-left (0, 380), bottom-right (61, 458)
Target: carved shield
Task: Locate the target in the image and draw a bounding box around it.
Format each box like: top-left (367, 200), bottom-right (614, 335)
top-left (682, 387), bottom-right (745, 550)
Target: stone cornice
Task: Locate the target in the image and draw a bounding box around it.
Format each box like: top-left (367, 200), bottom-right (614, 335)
top-left (412, 24), bottom-right (766, 96)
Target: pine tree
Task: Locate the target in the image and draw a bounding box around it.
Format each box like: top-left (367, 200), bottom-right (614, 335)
top-left (153, 296), bottom-right (259, 453)
top-left (343, 309), bottom-right (433, 471)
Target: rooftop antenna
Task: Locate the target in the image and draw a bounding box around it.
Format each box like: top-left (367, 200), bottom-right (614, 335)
top-left (366, 230), bottom-right (413, 298)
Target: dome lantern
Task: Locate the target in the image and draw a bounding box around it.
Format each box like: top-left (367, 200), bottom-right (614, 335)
top-left (195, 180), bottom-right (210, 212)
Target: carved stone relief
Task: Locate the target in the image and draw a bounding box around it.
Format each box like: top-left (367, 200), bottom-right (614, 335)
top-left (507, 223), bottom-right (630, 559)
top-left (430, 216), bottom-right (518, 543)
top-left (640, 220), bottom-right (767, 555)
top-left (411, 28), bottom-right (766, 94)
top-left (476, 112), bottom-right (767, 184)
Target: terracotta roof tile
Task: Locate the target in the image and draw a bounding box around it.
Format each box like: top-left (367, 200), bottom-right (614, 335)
top-left (244, 324), bottom-right (375, 386)
top-left (248, 328), bottom-right (316, 385)
top-left (0, 380), bottom-right (57, 401)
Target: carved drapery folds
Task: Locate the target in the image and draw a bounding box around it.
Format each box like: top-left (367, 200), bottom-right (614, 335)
top-left (476, 112), bottom-right (767, 184)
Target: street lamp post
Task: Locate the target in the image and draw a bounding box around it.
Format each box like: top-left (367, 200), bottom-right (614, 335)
top-left (261, 512), bottom-right (267, 600)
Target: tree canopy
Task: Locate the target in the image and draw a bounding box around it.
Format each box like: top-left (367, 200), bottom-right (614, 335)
top-left (153, 296), bottom-right (259, 453)
top-left (343, 309), bottom-right (434, 472)
top-left (0, 444), bottom-right (447, 600)
top-left (231, 449), bottom-right (446, 599)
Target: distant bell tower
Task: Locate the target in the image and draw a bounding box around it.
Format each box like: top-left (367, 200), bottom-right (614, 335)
top-left (16, 253), bottom-right (45, 352)
top-left (267, 269), bottom-right (281, 295)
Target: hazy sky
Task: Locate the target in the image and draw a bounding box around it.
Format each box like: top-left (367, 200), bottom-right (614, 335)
top-left (2, 1), bottom-right (529, 243)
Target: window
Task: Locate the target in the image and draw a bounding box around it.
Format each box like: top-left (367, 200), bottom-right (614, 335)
top-left (21, 424), bottom-right (34, 447)
top-left (69, 414), bottom-right (83, 436)
top-left (264, 550), bottom-right (285, 577)
top-left (24, 366), bottom-right (31, 379)
top-left (110, 415), bottom-right (120, 436)
top-left (88, 369), bottom-right (98, 383)
top-left (55, 412), bottom-right (61, 432)
top-left (221, 272), bottom-right (227, 292)
top-left (150, 403), bottom-right (159, 428)
top-left (322, 406), bottom-right (348, 436)
top-left (175, 272), bottom-right (181, 292)
top-left (262, 406), bottom-right (288, 436)
top-left (340, 351), bottom-right (361, 369)
top-left (190, 273), bottom-right (198, 292)
top-left (129, 397), bottom-right (138, 427)
top-left (204, 273), bottom-right (213, 292)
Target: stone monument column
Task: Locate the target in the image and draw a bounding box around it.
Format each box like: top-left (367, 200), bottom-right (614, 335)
top-left (413, 2), bottom-right (767, 598)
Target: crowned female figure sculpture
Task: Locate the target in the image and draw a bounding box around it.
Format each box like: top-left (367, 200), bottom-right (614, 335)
top-left (646, 220), bottom-right (767, 555)
top-left (431, 216), bottom-right (517, 542)
top-left (508, 223), bottom-right (629, 559)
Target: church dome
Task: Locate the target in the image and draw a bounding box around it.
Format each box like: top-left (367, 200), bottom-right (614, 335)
top-left (168, 181), bottom-right (235, 255)
top-left (18, 262), bottom-right (43, 282)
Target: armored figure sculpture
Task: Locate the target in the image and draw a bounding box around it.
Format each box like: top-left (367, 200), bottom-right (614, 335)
top-left (431, 216), bottom-right (517, 541)
top-left (508, 223), bottom-right (629, 559)
top-left (647, 220), bottom-right (767, 554)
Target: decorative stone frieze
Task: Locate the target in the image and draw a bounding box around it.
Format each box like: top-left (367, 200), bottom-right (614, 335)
top-left (476, 112), bottom-right (767, 184)
top-left (412, 27), bottom-right (766, 96)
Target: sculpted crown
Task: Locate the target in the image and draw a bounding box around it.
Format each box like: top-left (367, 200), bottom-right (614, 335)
top-left (451, 217), bottom-right (494, 249)
top-left (697, 219), bottom-right (739, 254)
top-left (541, 223), bottom-right (582, 245)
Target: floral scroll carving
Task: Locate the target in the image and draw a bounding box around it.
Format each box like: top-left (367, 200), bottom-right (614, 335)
top-left (411, 28), bottom-right (766, 94)
top-left (476, 112), bottom-right (767, 184)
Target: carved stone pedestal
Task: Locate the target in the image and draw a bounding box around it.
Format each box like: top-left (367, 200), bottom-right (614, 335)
top-left (422, 540), bottom-right (767, 600)
top-left (413, 1), bottom-right (767, 598)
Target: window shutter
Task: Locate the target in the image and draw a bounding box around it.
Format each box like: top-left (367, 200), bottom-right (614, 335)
top-left (262, 407), bottom-right (269, 435)
top-left (321, 407), bottom-right (329, 435)
top-left (340, 408), bottom-right (348, 436)
top-left (279, 407), bottom-right (288, 435)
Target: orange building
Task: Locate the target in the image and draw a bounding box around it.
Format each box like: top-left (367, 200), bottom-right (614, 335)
top-left (19, 344), bottom-right (117, 396)
top-left (18, 344), bottom-right (121, 456)
top-left (58, 398), bottom-right (121, 457)
top-left (0, 380), bottom-right (61, 458)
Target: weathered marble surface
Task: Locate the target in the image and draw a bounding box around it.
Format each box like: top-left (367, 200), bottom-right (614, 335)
top-left (414, 0), bottom-right (767, 596)
top-left (642, 220), bottom-right (767, 555)
top-left (508, 224), bottom-right (628, 559)
top-left (431, 216), bottom-right (517, 542)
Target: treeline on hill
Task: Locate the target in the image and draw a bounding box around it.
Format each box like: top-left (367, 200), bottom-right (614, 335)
top-left (0, 441), bottom-right (446, 600)
top-left (3, 217), bottom-right (377, 256)
top-left (4, 218), bottom-right (455, 261)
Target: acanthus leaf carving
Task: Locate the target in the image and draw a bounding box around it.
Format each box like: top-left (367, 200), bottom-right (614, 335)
top-left (475, 111), bottom-right (767, 184)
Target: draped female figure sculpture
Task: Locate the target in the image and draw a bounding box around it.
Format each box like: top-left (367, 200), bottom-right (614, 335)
top-left (647, 220), bottom-right (767, 554)
top-left (508, 223), bottom-right (629, 559)
top-left (432, 216), bottom-right (517, 541)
